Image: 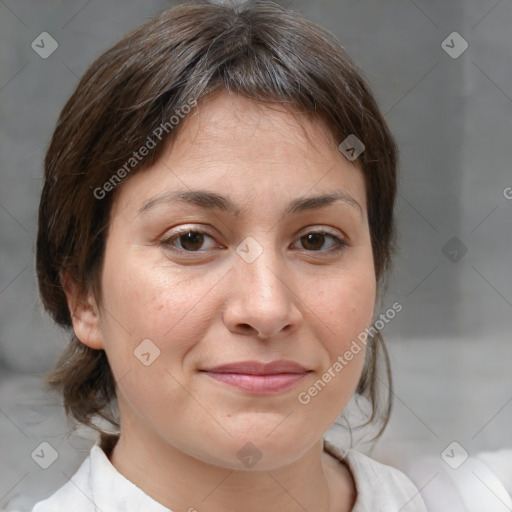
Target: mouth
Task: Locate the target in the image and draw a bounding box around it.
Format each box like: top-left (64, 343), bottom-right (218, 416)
top-left (200, 360), bottom-right (311, 395)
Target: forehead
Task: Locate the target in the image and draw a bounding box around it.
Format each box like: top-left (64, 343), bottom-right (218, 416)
top-left (110, 90), bottom-right (366, 218)
top-left (175, 91), bottom-right (338, 162)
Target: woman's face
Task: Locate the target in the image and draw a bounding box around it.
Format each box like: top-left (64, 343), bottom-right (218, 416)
top-left (80, 91), bottom-right (376, 470)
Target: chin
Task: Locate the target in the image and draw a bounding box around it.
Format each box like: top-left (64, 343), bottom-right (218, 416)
top-left (190, 428), bottom-right (315, 472)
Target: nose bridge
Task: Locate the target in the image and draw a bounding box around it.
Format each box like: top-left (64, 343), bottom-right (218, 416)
top-left (226, 235), bottom-right (301, 338)
top-left (236, 235), bottom-right (288, 300)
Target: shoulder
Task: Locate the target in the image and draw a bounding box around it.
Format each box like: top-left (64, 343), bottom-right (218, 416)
top-left (30, 450), bottom-right (95, 512)
top-left (29, 441), bottom-right (171, 512)
top-left (323, 439), bottom-right (427, 512)
top-left (344, 449), bottom-right (426, 511)
top-left (407, 450), bottom-right (512, 512)
top-left (343, 449), bottom-right (427, 512)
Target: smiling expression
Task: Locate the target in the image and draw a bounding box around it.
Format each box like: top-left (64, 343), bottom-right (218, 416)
top-left (72, 90), bottom-right (376, 470)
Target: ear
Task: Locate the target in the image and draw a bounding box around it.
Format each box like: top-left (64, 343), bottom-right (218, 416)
top-left (61, 270), bottom-right (105, 350)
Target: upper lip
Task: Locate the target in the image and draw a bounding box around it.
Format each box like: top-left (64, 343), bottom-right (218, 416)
top-left (202, 360), bottom-right (309, 375)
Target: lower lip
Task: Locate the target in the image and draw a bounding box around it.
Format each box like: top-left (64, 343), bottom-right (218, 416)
top-left (203, 372), bottom-right (308, 395)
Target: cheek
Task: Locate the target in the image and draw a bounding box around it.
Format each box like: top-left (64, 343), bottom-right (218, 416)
top-left (97, 254), bottom-right (219, 414)
top-left (314, 266), bottom-right (376, 350)
top-left (305, 263), bottom-right (376, 399)
top-left (99, 248), bottom-right (221, 369)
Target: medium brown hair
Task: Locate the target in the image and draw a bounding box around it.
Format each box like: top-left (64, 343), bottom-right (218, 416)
top-left (36, 0), bottom-right (398, 439)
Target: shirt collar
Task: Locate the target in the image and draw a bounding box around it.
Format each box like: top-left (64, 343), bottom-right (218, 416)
top-left (86, 439), bottom-right (172, 512)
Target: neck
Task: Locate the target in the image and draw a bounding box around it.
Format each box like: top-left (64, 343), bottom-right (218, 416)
top-left (108, 430), bottom-right (354, 512)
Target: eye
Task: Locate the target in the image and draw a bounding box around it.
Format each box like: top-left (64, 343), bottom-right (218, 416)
top-left (161, 229), bottom-right (218, 252)
top-left (293, 230), bottom-right (347, 253)
top-left (160, 227), bottom-right (348, 256)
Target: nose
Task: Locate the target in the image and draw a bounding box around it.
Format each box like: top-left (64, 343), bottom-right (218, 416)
top-left (222, 241), bottom-right (303, 340)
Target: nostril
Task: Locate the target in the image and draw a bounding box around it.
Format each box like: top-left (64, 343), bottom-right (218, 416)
top-left (237, 323), bottom-right (260, 336)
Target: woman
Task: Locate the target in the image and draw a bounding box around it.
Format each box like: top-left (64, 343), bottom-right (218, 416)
top-left (33, 1), bottom-right (427, 510)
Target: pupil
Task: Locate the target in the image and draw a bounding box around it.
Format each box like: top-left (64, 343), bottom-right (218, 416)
top-left (303, 233), bottom-right (324, 250)
top-left (182, 231), bottom-right (204, 251)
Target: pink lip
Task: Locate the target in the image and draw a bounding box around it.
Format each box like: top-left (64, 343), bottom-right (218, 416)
top-left (201, 360), bottom-right (310, 395)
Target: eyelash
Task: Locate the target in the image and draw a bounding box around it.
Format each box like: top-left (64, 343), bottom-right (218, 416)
top-left (160, 226), bottom-right (349, 256)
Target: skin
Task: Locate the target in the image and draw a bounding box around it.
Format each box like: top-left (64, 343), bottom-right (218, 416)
top-left (65, 90), bottom-right (377, 512)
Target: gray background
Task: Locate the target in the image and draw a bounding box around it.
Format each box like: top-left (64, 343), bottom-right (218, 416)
top-left (1, 0), bottom-right (511, 510)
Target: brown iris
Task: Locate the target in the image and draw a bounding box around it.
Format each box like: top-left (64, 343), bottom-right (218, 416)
top-left (179, 231), bottom-right (205, 251)
top-left (300, 233), bottom-right (326, 251)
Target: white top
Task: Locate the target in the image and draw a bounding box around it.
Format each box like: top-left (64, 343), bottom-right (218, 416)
top-left (407, 449), bottom-right (512, 512)
top-left (30, 438), bottom-right (427, 512)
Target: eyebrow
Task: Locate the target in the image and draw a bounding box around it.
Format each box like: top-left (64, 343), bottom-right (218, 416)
top-left (137, 189), bottom-right (362, 218)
